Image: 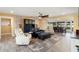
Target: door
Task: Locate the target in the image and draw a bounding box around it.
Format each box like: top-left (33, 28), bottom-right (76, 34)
top-left (1, 18), bottom-right (11, 39)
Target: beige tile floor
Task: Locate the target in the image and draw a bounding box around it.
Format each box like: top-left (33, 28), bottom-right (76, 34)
top-left (0, 33), bottom-right (78, 52)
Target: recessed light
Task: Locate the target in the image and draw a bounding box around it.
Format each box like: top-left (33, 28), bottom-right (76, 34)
top-left (10, 10), bottom-right (14, 14)
top-left (61, 12), bottom-right (66, 15)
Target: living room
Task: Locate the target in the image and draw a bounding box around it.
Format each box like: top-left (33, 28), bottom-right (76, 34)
top-left (0, 7), bottom-right (78, 52)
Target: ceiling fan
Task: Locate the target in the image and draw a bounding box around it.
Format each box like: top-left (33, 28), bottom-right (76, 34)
top-left (38, 12), bottom-right (49, 18)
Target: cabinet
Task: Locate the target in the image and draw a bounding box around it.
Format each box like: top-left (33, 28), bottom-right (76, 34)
top-left (0, 16), bottom-right (14, 39)
top-left (48, 21), bottom-right (73, 32)
top-left (24, 19), bottom-right (35, 33)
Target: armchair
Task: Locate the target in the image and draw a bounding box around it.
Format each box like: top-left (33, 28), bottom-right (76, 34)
top-left (15, 28), bottom-right (31, 45)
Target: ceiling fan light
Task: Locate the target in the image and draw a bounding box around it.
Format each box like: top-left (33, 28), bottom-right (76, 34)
top-left (38, 17), bottom-right (42, 19)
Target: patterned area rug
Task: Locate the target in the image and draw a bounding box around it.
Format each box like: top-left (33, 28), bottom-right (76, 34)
top-left (28, 35), bottom-right (61, 52)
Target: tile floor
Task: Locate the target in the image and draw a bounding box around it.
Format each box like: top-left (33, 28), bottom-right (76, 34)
top-left (0, 33), bottom-right (79, 52)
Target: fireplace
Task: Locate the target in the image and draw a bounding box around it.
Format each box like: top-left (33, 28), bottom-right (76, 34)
top-left (76, 30), bottom-right (79, 36)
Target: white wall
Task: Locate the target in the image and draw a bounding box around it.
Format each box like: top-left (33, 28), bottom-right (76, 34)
top-left (48, 17), bottom-right (73, 22)
top-left (11, 17), bottom-right (15, 36)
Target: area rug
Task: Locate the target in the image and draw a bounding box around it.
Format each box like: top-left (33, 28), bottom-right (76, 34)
top-left (28, 35), bottom-right (61, 52)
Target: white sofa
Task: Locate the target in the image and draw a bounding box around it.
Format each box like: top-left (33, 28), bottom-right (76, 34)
top-left (15, 28), bottom-right (31, 45)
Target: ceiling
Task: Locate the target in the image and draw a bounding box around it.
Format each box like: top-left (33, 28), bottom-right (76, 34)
top-left (0, 7), bottom-right (78, 16)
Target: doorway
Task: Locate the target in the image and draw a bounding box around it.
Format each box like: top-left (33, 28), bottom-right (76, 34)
top-left (1, 18), bottom-right (12, 39)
